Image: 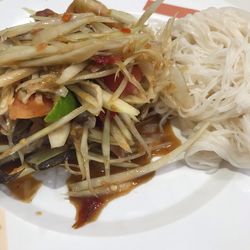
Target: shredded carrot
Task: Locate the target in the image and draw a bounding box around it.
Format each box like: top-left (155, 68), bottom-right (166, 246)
top-left (9, 95), bottom-right (53, 120)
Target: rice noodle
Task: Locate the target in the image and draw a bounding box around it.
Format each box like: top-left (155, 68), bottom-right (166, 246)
top-left (162, 7), bottom-right (250, 169)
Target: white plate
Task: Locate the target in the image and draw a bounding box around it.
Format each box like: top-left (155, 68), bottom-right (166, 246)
top-left (1, 1), bottom-right (250, 250)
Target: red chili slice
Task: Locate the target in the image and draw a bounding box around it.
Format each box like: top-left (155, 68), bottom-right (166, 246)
top-left (120, 27), bottom-right (131, 34)
top-left (62, 12), bottom-right (73, 22)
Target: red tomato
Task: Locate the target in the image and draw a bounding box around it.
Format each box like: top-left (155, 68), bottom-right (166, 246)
top-left (102, 66), bottom-right (142, 96)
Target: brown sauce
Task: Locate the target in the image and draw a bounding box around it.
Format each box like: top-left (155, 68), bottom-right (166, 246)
top-left (134, 115), bottom-right (181, 165)
top-left (7, 175), bottom-right (42, 203)
top-left (68, 115), bottom-right (181, 228)
top-left (68, 171), bottom-right (154, 229)
top-left (5, 115), bottom-right (181, 228)
top-left (36, 211), bottom-right (43, 216)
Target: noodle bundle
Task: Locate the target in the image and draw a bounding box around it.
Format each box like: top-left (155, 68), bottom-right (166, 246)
top-left (161, 7), bottom-right (250, 169)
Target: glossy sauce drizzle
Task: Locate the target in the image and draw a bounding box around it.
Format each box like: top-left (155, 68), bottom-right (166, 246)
top-left (7, 175), bottom-right (42, 203)
top-left (5, 115), bottom-right (181, 228)
top-left (68, 115), bottom-right (181, 228)
top-left (68, 171), bottom-right (154, 229)
top-left (134, 115), bottom-right (181, 165)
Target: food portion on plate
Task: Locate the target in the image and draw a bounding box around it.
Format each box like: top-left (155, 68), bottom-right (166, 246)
top-left (163, 7), bottom-right (250, 170)
top-left (0, 0), bottom-right (202, 227)
top-left (0, 0), bottom-right (249, 228)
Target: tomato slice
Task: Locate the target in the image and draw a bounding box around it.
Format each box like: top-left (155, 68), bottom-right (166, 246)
top-left (9, 95), bottom-right (53, 120)
top-left (102, 66), bottom-right (142, 96)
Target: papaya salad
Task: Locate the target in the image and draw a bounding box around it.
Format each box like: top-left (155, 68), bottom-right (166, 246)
top-left (0, 0), bottom-right (207, 205)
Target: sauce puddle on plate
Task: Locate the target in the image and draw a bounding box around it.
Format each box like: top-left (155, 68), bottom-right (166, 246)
top-left (6, 116), bottom-right (180, 228)
top-left (68, 171), bottom-right (154, 229)
top-left (7, 175), bottom-right (42, 203)
top-left (68, 116), bottom-right (181, 228)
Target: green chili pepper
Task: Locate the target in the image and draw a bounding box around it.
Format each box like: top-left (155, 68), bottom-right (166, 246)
top-left (44, 91), bottom-right (78, 123)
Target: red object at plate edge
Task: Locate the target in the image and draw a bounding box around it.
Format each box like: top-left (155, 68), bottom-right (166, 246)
top-left (143, 0), bottom-right (198, 18)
